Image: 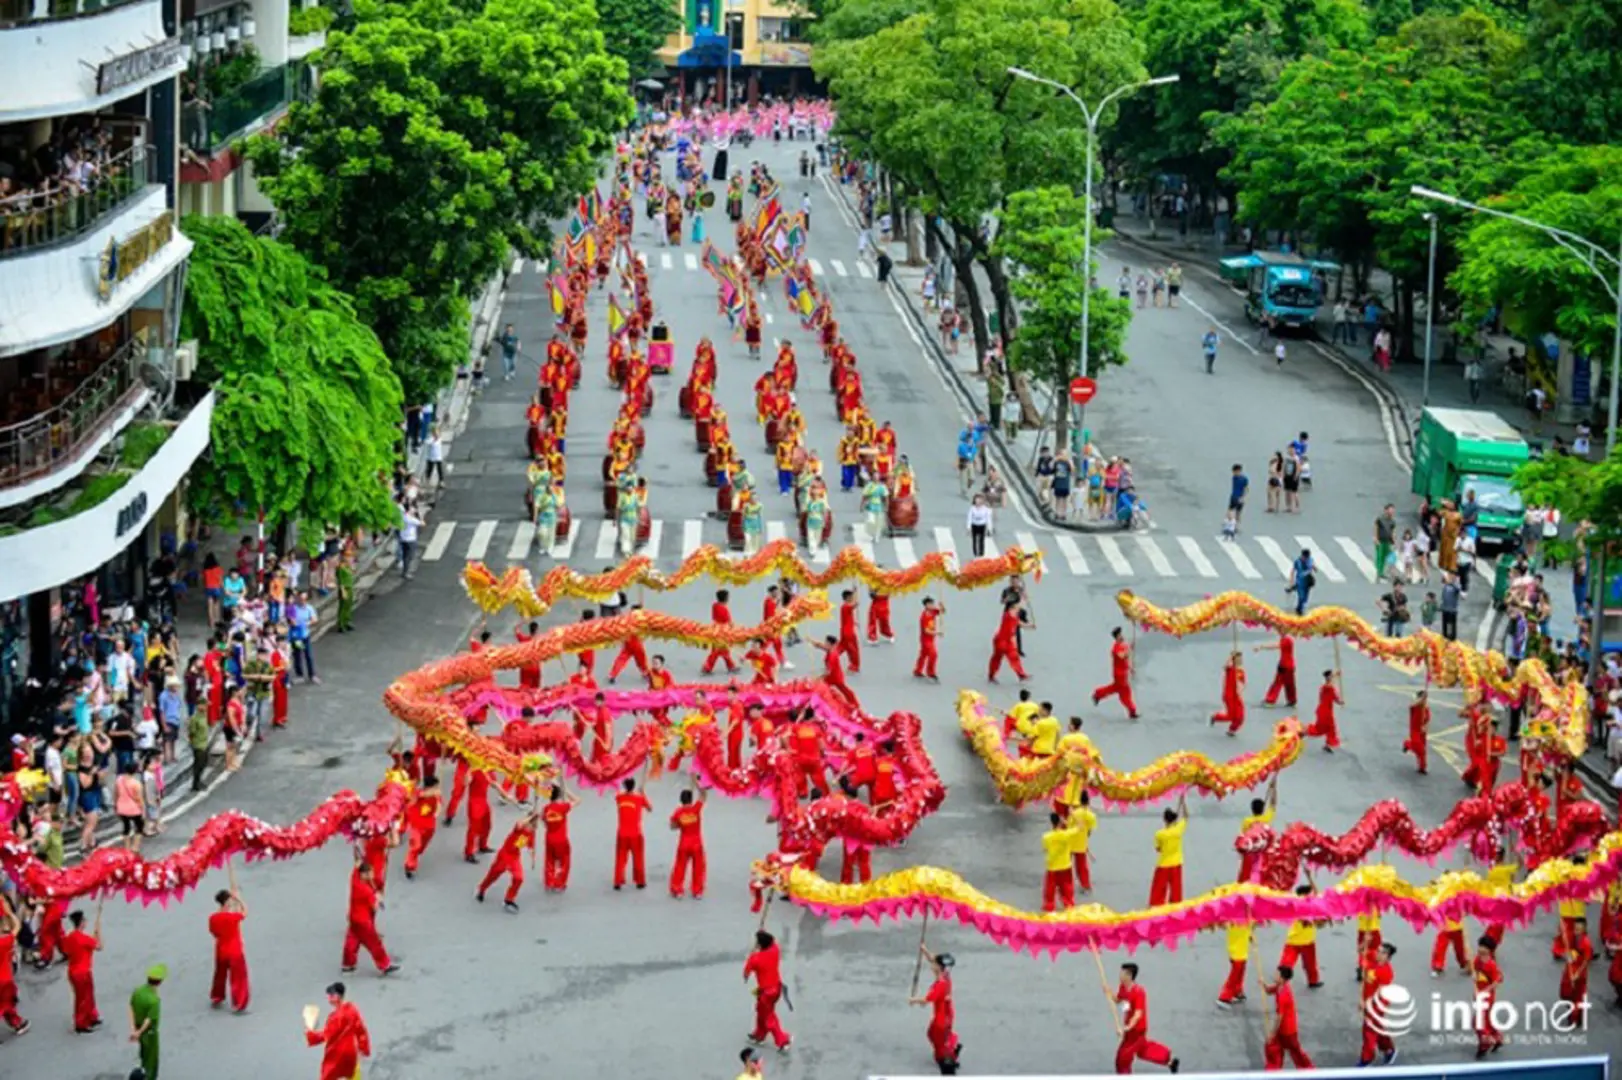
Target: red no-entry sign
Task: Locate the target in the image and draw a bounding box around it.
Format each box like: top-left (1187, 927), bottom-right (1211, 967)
top-left (1069, 376), bottom-right (1097, 405)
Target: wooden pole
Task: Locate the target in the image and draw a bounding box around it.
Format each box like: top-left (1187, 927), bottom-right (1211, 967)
top-left (1334, 636), bottom-right (1345, 704)
top-left (1090, 943), bottom-right (1124, 1036)
top-left (909, 909), bottom-right (932, 997)
top-left (757, 890), bottom-right (775, 931)
top-left (227, 859), bottom-right (239, 896)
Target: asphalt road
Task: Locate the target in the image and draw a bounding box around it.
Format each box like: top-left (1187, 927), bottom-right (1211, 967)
top-left (10, 139), bottom-right (1619, 1079)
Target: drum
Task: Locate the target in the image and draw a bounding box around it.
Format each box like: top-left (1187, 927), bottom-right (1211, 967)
top-left (636, 505), bottom-right (652, 546)
top-left (887, 494), bottom-right (920, 535)
top-left (716, 482), bottom-right (734, 516)
top-left (630, 422), bottom-right (645, 453)
top-left (639, 382), bottom-right (654, 417)
top-left (679, 384), bottom-right (694, 419)
top-left (568, 357), bottom-right (582, 389)
top-left (555, 504), bottom-right (572, 546)
top-left (765, 416), bottom-right (780, 449)
top-left (602, 481), bottom-right (618, 516)
top-left (696, 417), bottom-right (713, 452)
top-left (524, 485), bottom-right (534, 519)
top-left (726, 509), bottom-right (745, 550)
top-left (705, 448), bottom-right (723, 487)
top-left (799, 511), bottom-right (833, 546)
top-left (601, 454), bottom-right (616, 482)
top-left (828, 365), bottom-right (842, 393)
top-left (527, 424), bottom-right (543, 459)
top-left (608, 355), bottom-right (624, 387)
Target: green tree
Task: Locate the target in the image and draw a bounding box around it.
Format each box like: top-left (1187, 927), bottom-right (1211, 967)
top-left (179, 217), bottom-right (404, 532)
top-left (1521, 0), bottom-right (1622, 145)
top-left (595, 0), bottom-right (682, 77)
top-left (1451, 144), bottom-right (1622, 367)
top-left (994, 186), bottom-right (1132, 449)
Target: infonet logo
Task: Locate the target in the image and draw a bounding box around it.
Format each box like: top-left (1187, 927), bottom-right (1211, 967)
top-left (1366, 983), bottom-right (1592, 1045)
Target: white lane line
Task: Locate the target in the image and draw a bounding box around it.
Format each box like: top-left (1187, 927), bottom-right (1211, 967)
top-left (1335, 536), bottom-right (1378, 583)
top-left (933, 526), bottom-right (958, 565)
top-left (1215, 538), bottom-right (1262, 579)
top-left (894, 537), bottom-right (919, 568)
top-left (1294, 535), bottom-right (1344, 584)
top-left (684, 253), bottom-right (698, 271)
top-left (856, 261), bottom-right (872, 278)
top-left (852, 521), bottom-right (875, 562)
top-left (509, 256), bottom-right (523, 275)
top-left (422, 522), bottom-right (457, 562)
top-left (809, 258), bottom-right (824, 277)
top-left (660, 252), bottom-right (673, 270)
top-left (1181, 292), bottom-right (1260, 356)
top-left (1254, 536), bottom-right (1295, 579)
top-left (765, 311), bottom-right (775, 324)
top-left (1137, 536), bottom-right (1176, 577)
top-left (811, 539), bottom-right (831, 566)
top-left (645, 519), bottom-right (663, 559)
top-left (682, 519), bottom-right (704, 559)
top-left (1095, 535), bottom-right (1133, 575)
top-left (830, 259), bottom-right (848, 277)
top-left (466, 520), bottom-right (497, 562)
top-left (767, 520), bottom-right (787, 545)
top-left (507, 521), bottom-right (536, 561)
top-left (1014, 531), bottom-right (1039, 559)
top-left (593, 521), bottom-right (617, 560)
top-left (1177, 536), bottom-right (1219, 578)
top-left (549, 517), bottom-right (581, 559)
top-left (1054, 535), bottom-right (1090, 575)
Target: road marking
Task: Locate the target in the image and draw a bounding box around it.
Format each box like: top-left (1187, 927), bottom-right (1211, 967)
top-left (933, 526), bottom-right (957, 565)
top-left (856, 261), bottom-right (872, 278)
top-left (1181, 292), bottom-right (1260, 356)
top-left (830, 259), bottom-right (848, 277)
top-left (682, 519), bottom-right (704, 559)
top-left (894, 537), bottom-right (919, 568)
top-left (509, 256), bottom-right (523, 275)
top-left (1214, 538), bottom-right (1262, 579)
top-left (1137, 536), bottom-right (1175, 576)
top-left (811, 539), bottom-right (831, 566)
top-left (1054, 535), bottom-right (1090, 575)
top-left (659, 253), bottom-right (672, 270)
top-left (1178, 536), bottom-right (1219, 578)
top-left (645, 519), bottom-right (663, 558)
top-left (422, 522), bottom-right (457, 562)
top-left (1295, 535), bottom-right (1344, 584)
top-left (466, 519), bottom-right (497, 562)
top-left (809, 258), bottom-right (824, 276)
top-left (1335, 536), bottom-right (1378, 582)
top-left (1014, 531), bottom-right (1039, 559)
top-left (765, 311), bottom-right (774, 324)
top-left (549, 517), bottom-right (581, 559)
top-left (684, 253), bottom-right (698, 271)
top-left (767, 520), bottom-right (787, 545)
top-left (1254, 536), bottom-right (1294, 579)
top-left (593, 521), bottom-right (617, 560)
top-left (507, 521), bottom-right (536, 561)
top-left (852, 521), bottom-right (876, 562)
top-left (1095, 535), bottom-right (1133, 575)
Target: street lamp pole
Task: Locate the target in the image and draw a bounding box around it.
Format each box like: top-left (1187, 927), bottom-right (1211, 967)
top-left (1410, 184), bottom-right (1622, 454)
top-left (1009, 67), bottom-right (1179, 457)
top-left (1422, 212), bottom-right (1438, 407)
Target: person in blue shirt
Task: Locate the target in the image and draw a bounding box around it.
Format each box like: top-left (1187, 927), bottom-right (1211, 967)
top-left (221, 569), bottom-right (247, 619)
top-left (957, 428), bottom-right (979, 496)
top-left (1116, 487), bottom-right (1147, 529)
top-left (1229, 464), bottom-right (1250, 531)
top-left (288, 591), bottom-right (320, 684)
top-left (1202, 328), bottom-right (1220, 373)
top-left (158, 677), bottom-right (185, 761)
top-left (1289, 549), bottom-right (1316, 615)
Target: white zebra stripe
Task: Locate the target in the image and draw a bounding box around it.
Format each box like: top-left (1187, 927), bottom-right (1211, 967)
top-left (1178, 536), bottom-right (1219, 578)
top-left (466, 520), bottom-right (497, 562)
top-left (421, 522), bottom-right (457, 562)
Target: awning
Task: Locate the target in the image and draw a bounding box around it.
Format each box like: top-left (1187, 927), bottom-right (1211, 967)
top-left (677, 30), bottom-right (741, 68)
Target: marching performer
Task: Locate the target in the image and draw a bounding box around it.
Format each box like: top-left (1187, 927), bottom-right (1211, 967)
top-left (909, 948), bottom-right (962, 1075)
top-left (1091, 627), bottom-right (1140, 720)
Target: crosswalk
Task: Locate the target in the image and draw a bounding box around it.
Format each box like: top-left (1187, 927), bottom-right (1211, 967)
top-left (415, 516), bottom-right (1385, 584)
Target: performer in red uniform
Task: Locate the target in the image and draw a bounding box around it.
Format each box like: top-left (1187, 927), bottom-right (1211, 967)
top-left (987, 599), bottom-right (1029, 682)
top-left (305, 981), bottom-right (372, 1080)
top-left (847, 732), bottom-right (878, 793)
top-left (1461, 703), bottom-right (1491, 791)
top-left (837, 779), bottom-right (874, 884)
top-left (909, 948), bottom-right (962, 1074)
top-left (871, 752), bottom-right (900, 808)
top-left (1091, 627), bottom-right (1140, 719)
top-left (668, 787), bottom-right (708, 898)
top-left (837, 589), bottom-right (863, 673)
top-left (1404, 689), bottom-right (1431, 774)
top-left (914, 598), bottom-right (944, 680)
top-left (746, 638), bottom-right (779, 685)
top-left (613, 778), bottom-right (653, 889)
top-left (574, 609), bottom-right (598, 680)
top-left (34, 897), bottom-right (65, 968)
top-left (541, 784), bottom-right (579, 891)
top-left (703, 590), bottom-right (740, 674)
top-left (867, 587), bottom-right (895, 644)
top-left (1209, 652), bottom-right (1247, 734)
top-left (812, 635), bottom-right (859, 710)
top-left (608, 622), bottom-right (651, 683)
top-left (1306, 669), bottom-right (1342, 750)
top-left (463, 768), bottom-right (494, 862)
top-left (361, 827), bottom-right (393, 898)
top-left (515, 621), bottom-right (543, 689)
top-left (722, 688), bottom-right (748, 769)
top-left (645, 654), bottom-right (674, 725)
top-left (1560, 916), bottom-right (1594, 1013)
top-left (340, 860), bottom-right (398, 975)
top-left (1473, 936), bottom-right (1505, 1058)
top-left (60, 909), bottom-right (102, 1032)
top-left (791, 713), bottom-right (829, 797)
top-left (402, 775), bottom-right (440, 879)
top-left (744, 929), bottom-right (792, 1051)
top-left (0, 898), bottom-right (27, 1034)
top-left (1262, 965), bottom-right (1313, 1070)
top-left (763, 585), bottom-right (792, 670)
top-left (208, 887), bottom-right (251, 1012)
top-left (270, 642), bottom-right (290, 728)
top-left (1255, 633), bottom-right (1298, 707)
top-left (1358, 943), bottom-right (1399, 1065)
top-left (1114, 963), bottom-right (1178, 1074)
top-left (477, 809), bottom-right (540, 911)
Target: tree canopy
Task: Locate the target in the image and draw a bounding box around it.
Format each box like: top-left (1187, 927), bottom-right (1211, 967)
top-left (595, 0), bottom-right (682, 77)
top-left (179, 216), bottom-right (404, 532)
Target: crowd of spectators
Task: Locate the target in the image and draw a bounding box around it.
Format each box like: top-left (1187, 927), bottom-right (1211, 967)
top-left (0, 116), bottom-right (141, 252)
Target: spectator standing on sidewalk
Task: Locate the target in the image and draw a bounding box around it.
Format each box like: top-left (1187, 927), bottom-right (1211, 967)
top-left (1166, 263), bottom-right (1183, 307)
top-left (498, 324), bottom-right (520, 382)
top-left (1440, 574), bottom-right (1461, 641)
top-left (1034, 447), bottom-right (1055, 508)
top-left (186, 704), bottom-right (211, 793)
top-left (1374, 505), bottom-right (1397, 581)
top-left (398, 505), bottom-right (423, 580)
top-left (287, 592), bottom-right (320, 685)
top-left (986, 366), bottom-right (1006, 434)
top-left (1331, 300), bottom-right (1350, 344)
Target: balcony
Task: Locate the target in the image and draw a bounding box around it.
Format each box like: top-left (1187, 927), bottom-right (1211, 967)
top-left (0, 0), bottom-right (188, 123)
top-left (182, 60), bottom-right (310, 156)
top-left (0, 143), bottom-right (155, 259)
top-left (0, 333), bottom-right (154, 506)
top-left (0, 0), bottom-right (145, 28)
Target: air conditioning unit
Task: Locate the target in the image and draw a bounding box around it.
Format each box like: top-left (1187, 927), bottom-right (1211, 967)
top-left (174, 340), bottom-right (199, 381)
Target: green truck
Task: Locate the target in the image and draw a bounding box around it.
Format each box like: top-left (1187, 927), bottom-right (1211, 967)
top-left (1411, 407), bottom-right (1530, 547)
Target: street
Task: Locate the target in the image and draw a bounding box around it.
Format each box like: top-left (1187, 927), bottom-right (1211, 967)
top-left (10, 138), bottom-right (1620, 1079)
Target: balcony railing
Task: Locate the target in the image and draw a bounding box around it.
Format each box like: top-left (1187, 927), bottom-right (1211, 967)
top-left (0, 335), bottom-right (152, 491)
top-left (0, 0), bottom-right (146, 28)
top-left (0, 144), bottom-right (156, 259)
top-left (182, 61), bottom-right (311, 155)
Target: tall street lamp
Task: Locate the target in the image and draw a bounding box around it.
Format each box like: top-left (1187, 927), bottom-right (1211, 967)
top-left (1411, 184), bottom-right (1622, 455)
top-left (1008, 67), bottom-right (1179, 456)
top-left (1421, 211), bottom-right (1438, 407)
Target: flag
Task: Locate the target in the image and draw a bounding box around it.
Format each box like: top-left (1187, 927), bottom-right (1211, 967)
top-left (580, 185), bottom-right (602, 224)
top-left (548, 274), bottom-right (570, 318)
top-left (608, 294), bottom-right (627, 339)
top-left (782, 215), bottom-right (807, 264)
top-left (566, 212), bottom-right (587, 245)
top-left (583, 231), bottom-right (598, 267)
top-left (753, 195), bottom-right (781, 241)
top-left (701, 241), bottom-right (732, 283)
top-left (783, 274), bottom-right (802, 310)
